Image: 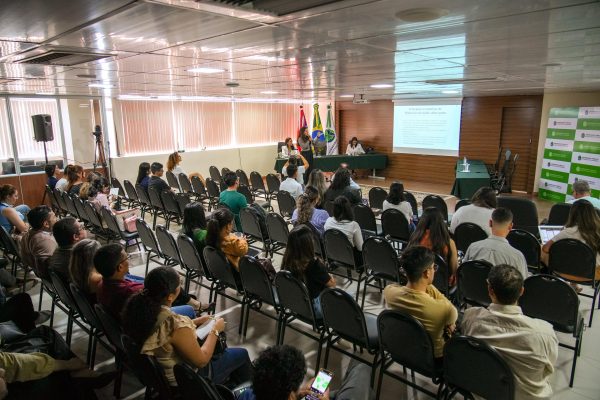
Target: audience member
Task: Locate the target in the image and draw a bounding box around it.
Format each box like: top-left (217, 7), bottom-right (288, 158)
top-left (166, 151), bottom-right (205, 185)
top-left (292, 186), bottom-right (329, 236)
top-left (0, 292), bottom-right (50, 333)
top-left (408, 207), bottom-right (458, 286)
top-left (91, 178), bottom-right (138, 232)
top-left (306, 169), bottom-right (328, 208)
top-left (333, 163), bottom-right (361, 190)
top-left (20, 205), bottom-right (57, 280)
top-left (282, 154), bottom-right (309, 184)
top-left (77, 171), bottom-right (101, 201)
top-left (383, 182), bottom-right (414, 228)
top-left (44, 164), bottom-right (60, 190)
top-left (462, 264), bottom-right (558, 399)
top-left (182, 202), bottom-right (208, 256)
top-left (464, 207), bottom-right (528, 278)
top-left (282, 225), bottom-right (335, 319)
top-left (48, 217), bottom-right (86, 283)
top-left (542, 199), bottom-right (600, 285)
top-left (323, 168), bottom-right (361, 206)
top-left (122, 266), bottom-right (251, 386)
top-left (450, 186), bottom-right (496, 236)
top-left (297, 127), bottom-right (313, 184)
top-left (66, 165), bottom-right (84, 195)
top-left (239, 345), bottom-right (372, 400)
top-left (324, 196), bottom-right (363, 266)
top-left (94, 243), bottom-right (198, 321)
top-left (136, 162), bottom-right (151, 190)
top-left (54, 165), bottom-right (70, 192)
top-left (279, 164), bottom-right (303, 199)
top-left (148, 162), bottom-right (171, 193)
top-left (569, 180), bottom-right (600, 209)
top-left (219, 171), bottom-right (248, 231)
top-left (384, 246), bottom-right (457, 359)
top-left (69, 239), bottom-right (102, 303)
top-left (206, 208), bottom-right (249, 273)
top-left (346, 136), bottom-right (365, 156)
top-left (0, 184), bottom-right (29, 234)
top-left (280, 137), bottom-right (296, 157)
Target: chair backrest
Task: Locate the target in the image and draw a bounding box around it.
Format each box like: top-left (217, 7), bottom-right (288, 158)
top-left (547, 203), bottom-right (572, 226)
top-left (422, 195), bottom-right (448, 221)
top-left (239, 256), bottom-right (277, 306)
top-left (250, 171), bottom-right (266, 192)
top-left (178, 173), bottom-right (193, 193)
top-left (497, 197), bottom-right (539, 237)
top-left (221, 167), bottom-right (231, 177)
top-left (148, 187), bottom-right (164, 210)
top-left (266, 212), bottom-right (290, 246)
top-left (135, 183), bottom-right (151, 206)
top-left (323, 200), bottom-right (334, 217)
top-left (431, 254), bottom-right (450, 296)
top-left (94, 304), bottom-right (124, 352)
top-left (323, 228), bottom-right (357, 268)
top-left (548, 238), bottom-right (596, 281)
top-left (362, 236), bottom-right (401, 282)
top-left (100, 206), bottom-right (123, 237)
top-left (136, 218), bottom-right (161, 254)
top-left (457, 260), bottom-right (493, 307)
top-left (0, 227), bottom-right (20, 258)
top-left (176, 192), bottom-right (191, 214)
top-left (73, 196), bottom-right (89, 224)
top-left (236, 169), bottom-right (250, 187)
top-left (53, 187), bottom-right (68, 214)
top-left (50, 271), bottom-right (77, 310)
top-left (240, 207), bottom-right (267, 242)
top-left (84, 201), bottom-right (104, 231)
top-left (519, 274), bottom-right (580, 330)
top-left (121, 334), bottom-right (172, 400)
top-left (123, 180), bottom-right (140, 202)
top-left (506, 229), bottom-right (540, 269)
top-left (70, 283), bottom-right (102, 329)
top-left (454, 223), bottom-right (488, 253)
top-left (266, 174), bottom-right (280, 194)
top-left (368, 187), bottom-right (387, 210)
top-left (165, 170), bottom-right (181, 191)
top-left (276, 191), bottom-right (296, 218)
top-left (455, 199), bottom-right (470, 211)
top-left (275, 270), bottom-right (320, 327)
top-left (381, 208), bottom-right (410, 241)
top-left (161, 190), bottom-right (181, 215)
top-left (443, 336), bottom-right (515, 400)
top-left (320, 288), bottom-right (374, 348)
top-left (155, 225), bottom-right (181, 264)
top-left (191, 176), bottom-right (207, 196)
top-left (111, 178), bottom-right (126, 197)
top-left (174, 363), bottom-right (228, 400)
top-left (205, 178), bottom-right (221, 198)
top-left (353, 203), bottom-right (377, 233)
top-left (209, 166), bottom-right (222, 182)
top-left (237, 184), bottom-right (254, 204)
top-left (403, 191), bottom-right (418, 217)
top-left (62, 192), bottom-right (79, 217)
top-left (177, 234), bottom-right (209, 277)
top-left (378, 310), bottom-right (438, 378)
top-left (203, 246), bottom-right (240, 290)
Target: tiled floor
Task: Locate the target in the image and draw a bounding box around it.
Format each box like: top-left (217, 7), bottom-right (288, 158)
top-left (28, 183), bottom-right (599, 399)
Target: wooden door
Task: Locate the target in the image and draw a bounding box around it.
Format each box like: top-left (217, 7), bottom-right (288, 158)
top-left (500, 107), bottom-right (537, 192)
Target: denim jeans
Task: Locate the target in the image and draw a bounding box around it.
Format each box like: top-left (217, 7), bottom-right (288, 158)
top-left (125, 274), bottom-right (145, 283)
top-left (312, 296), bottom-right (323, 320)
top-left (15, 205), bottom-right (30, 222)
top-left (170, 305), bottom-right (195, 318)
top-left (210, 347), bottom-right (252, 385)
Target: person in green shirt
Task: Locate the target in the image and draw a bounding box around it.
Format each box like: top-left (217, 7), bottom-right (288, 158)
top-left (182, 201), bottom-right (208, 255)
top-left (219, 171), bottom-right (248, 231)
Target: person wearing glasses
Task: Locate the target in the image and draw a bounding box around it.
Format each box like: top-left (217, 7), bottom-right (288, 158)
top-left (48, 217), bottom-right (87, 284)
top-left (384, 246), bottom-right (458, 361)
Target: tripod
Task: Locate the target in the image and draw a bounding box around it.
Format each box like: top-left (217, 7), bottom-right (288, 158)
top-left (93, 125), bottom-right (107, 175)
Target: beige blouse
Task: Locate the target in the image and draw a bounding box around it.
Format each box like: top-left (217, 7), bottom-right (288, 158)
top-left (141, 308), bottom-right (195, 386)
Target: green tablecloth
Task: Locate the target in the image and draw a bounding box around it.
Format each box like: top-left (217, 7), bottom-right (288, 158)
top-left (450, 160), bottom-right (491, 199)
top-left (274, 153), bottom-right (388, 173)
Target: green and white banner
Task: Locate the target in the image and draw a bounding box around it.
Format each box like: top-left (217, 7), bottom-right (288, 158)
top-left (539, 107), bottom-right (600, 203)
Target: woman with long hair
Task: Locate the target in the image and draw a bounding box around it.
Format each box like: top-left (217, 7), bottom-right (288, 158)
top-left (92, 177), bottom-right (139, 232)
top-left (166, 151), bottom-right (205, 185)
top-left (450, 186), bottom-right (496, 236)
top-left (205, 208), bottom-right (249, 271)
top-left (122, 266), bottom-right (251, 387)
top-left (408, 207), bottom-right (458, 285)
top-left (542, 199), bottom-right (600, 285)
top-left (136, 162), bottom-right (151, 185)
top-left (66, 165), bottom-right (85, 195)
top-left (292, 186), bottom-right (329, 235)
top-left (296, 126), bottom-right (313, 184)
top-left (345, 136), bottom-right (365, 156)
top-left (307, 169), bottom-right (328, 208)
top-left (281, 137), bottom-right (296, 157)
top-left (323, 167), bottom-right (361, 205)
top-left (383, 182), bottom-right (413, 227)
top-left (69, 239), bottom-right (102, 302)
top-left (0, 184), bottom-right (29, 234)
top-left (282, 225), bottom-right (335, 318)
top-left (182, 202), bottom-right (208, 254)
top-left (324, 196), bottom-right (364, 267)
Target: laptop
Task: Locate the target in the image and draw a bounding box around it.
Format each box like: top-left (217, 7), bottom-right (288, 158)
top-left (538, 225), bottom-right (563, 244)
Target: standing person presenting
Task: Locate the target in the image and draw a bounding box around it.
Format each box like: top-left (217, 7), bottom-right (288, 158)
top-left (297, 127), bottom-right (313, 185)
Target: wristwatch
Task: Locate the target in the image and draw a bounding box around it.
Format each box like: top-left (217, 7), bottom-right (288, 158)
top-left (210, 329), bottom-right (220, 338)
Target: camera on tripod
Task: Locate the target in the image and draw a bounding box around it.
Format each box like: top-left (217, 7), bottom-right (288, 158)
top-left (92, 125), bottom-right (102, 139)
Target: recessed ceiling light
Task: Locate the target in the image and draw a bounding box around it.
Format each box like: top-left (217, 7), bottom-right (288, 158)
top-left (541, 62), bottom-right (563, 67)
top-left (395, 8), bottom-right (449, 22)
top-left (76, 73), bottom-right (97, 79)
top-left (339, 94), bottom-right (354, 98)
top-left (88, 82), bottom-right (113, 89)
top-left (442, 90), bottom-right (460, 94)
top-left (370, 84), bottom-right (393, 89)
top-left (260, 91), bottom-right (278, 94)
top-left (188, 67), bottom-right (225, 74)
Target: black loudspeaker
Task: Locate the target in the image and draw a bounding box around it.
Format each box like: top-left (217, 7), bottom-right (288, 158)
top-left (32, 114), bottom-right (54, 142)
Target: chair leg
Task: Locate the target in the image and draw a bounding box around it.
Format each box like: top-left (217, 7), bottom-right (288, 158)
top-left (145, 254), bottom-right (151, 276)
top-left (570, 337), bottom-right (578, 387)
top-left (90, 334), bottom-right (98, 369)
top-left (361, 277), bottom-right (370, 310)
top-left (315, 331), bottom-right (325, 372)
top-left (66, 312), bottom-right (74, 347)
top-left (370, 353), bottom-right (380, 388)
top-left (375, 357), bottom-right (385, 400)
top-left (238, 301), bottom-right (245, 335)
top-left (243, 303), bottom-right (251, 338)
top-left (355, 273), bottom-right (363, 303)
top-left (323, 336), bottom-right (332, 369)
top-left (49, 299), bottom-right (56, 328)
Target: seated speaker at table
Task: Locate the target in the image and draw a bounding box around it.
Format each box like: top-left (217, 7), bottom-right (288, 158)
top-left (346, 137), bottom-right (365, 156)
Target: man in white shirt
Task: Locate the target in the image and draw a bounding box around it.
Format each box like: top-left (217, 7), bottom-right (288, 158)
top-left (568, 180), bottom-right (600, 210)
top-left (281, 154), bottom-right (308, 185)
top-left (278, 164), bottom-right (303, 199)
top-left (462, 264), bottom-right (558, 399)
top-left (464, 207), bottom-right (528, 278)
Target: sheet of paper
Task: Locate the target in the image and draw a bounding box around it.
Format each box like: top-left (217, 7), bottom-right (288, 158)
top-left (196, 319), bottom-right (216, 340)
top-left (110, 188), bottom-right (120, 196)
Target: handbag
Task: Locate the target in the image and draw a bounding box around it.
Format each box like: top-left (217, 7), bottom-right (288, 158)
top-left (255, 257), bottom-right (276, 282)
top-left (198, 329), bottom-right (228, 360)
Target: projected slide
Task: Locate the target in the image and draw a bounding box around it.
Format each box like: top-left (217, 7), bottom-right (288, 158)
top-left (393, 100), bottom-right (462, 156)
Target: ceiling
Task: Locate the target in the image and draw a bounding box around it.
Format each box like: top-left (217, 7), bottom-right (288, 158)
top-left (1, 0), bottom-right (599, 101)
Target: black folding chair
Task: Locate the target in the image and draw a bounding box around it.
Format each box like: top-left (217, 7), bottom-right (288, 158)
top-left (100, 207), bottom-right (140, 252)
top-left (323, 228), bottom-right (366, 302)
top-left (353, 203), bottom-right (379, 236)
top-left (155, 225), bottom-right (182, 268)
top-left (166, 170), bottom-right (181, 192)
top-left (209, 166), bottom-right (222, 182)
top-left (453, 223), bottom-right (488, 255)
top-left (361, 236), bottom-right (403, 309)
top-left (177, 234), bottom-right (215, 296)
top-left (368, 187), bottom-right (387, 214)
top-left (190, 176), bottom-right (210, 208)
top-left (497, 196), bottom-right (539, 238)
top-left (454, 199), bottom-right (470, 211)
top-left (237, 184), bottom-right (254, 205)
top-left (376, 310), bottom-right (443, 399)
top-left (135, 183), bottom-right (153, 219)
top-left (84, 201), bottom-right (109, 240)
top-left (404, 191), bottom-right (418, 219)
top-left (506, 229), bottom-right (541, 273)
top-left (380, 208), bottom-right (410, 250)
top-left (178, 173), bottom-right (193, 194)
top-left (174, 363), bottom-right (235, 400)
top-left (0, 228), bottom-right (26, 286)
top-left (123, 179), bottom-right (142, 211)
top-left (148, 187), bottom-right (166, 229)
top-left (94, 304), bottom-right (127, 398)
top-left (546, 202), bottom-right (572, 225)
top-left (432, 254), bottom-right (450, 297)
top-left (422, 194), bottom-right (448, 222)
top-left (265, 212), bottom-right (289, 256)
top-left (160, 190), bottom-right (183, 229)
top-left (240, 207), bottom-right (271, 255)
top-left (519, 274), bottom-right (583, 387)
top-left (265, 173), bottom-right (280, 203)
top-left (50, 271), bottom-right (85, 346)
top-left (236, 169), bottom-right (250, 187)
top-left (135, 218), bottom-right (164, 275)
top-left (276, 190), bottom-right (296, 220)
top-left (457, 260), bottom-right (493, 308)
top-left (250, 171), bottom-right (268, 200)
top-left (205, 178), bottom-right (221, 211)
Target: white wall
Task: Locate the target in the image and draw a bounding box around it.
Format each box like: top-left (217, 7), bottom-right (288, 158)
top-left (533, 91), bottom-right (600, 191)
top-left (110, 144), bottom-right (278, 183)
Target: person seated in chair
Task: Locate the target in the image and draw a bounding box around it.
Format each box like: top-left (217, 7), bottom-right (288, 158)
top-left (292, 186), bottom-right (329, 236)
top-left (148, 162), bottom-right (171, 193)
top-left (238, 344), bottom-right (372, 400)
top-left (0, 185), bottom-right (29, 235)
top-left (219, 172), bottom-right (248, 232)
top-left (464, 207), bottom-right (528, 278)
top-left (48, 217), bottom-right (87, 284)
top-left (450, 186), bottom-right (496, 236)
top-left (279, 164), bottom-right (303, 200)
top-left (569, 180), bottom-right (600, 210)
top-left (462, 264), bottom-right (558, 399)
top-left (323, 168), bottom-right (361, 206)
top-left (324, 196), bottom-right (364, 266)
top-left (20, 206), bottom-right (57, 281)
top-left (384, 246), bottom-right (457, 360)
top-left (282, 154), bottom-right (309, 185)
top-left (44, 164), bottom-right (61, 190)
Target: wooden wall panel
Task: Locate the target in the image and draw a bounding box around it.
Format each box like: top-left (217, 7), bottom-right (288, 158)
top-left (335, 95), bottom-right (542, 192)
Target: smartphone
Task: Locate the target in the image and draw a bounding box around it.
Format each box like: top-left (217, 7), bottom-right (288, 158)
top-left (305, 369), bottom-right (334, 399)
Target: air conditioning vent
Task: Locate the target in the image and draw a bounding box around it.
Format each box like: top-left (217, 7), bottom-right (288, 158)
top-left (6, 46), bottom-right (115, 66)
top-left (199, 0), bottom-right (342, 16)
